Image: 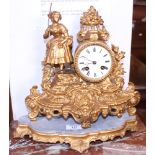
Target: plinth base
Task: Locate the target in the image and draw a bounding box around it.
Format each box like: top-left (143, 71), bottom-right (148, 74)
top-left (14, 112), bottom-right (137, 153)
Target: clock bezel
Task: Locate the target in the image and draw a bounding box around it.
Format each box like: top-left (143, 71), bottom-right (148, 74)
top-left (74, 41), bottom-right (114, 83)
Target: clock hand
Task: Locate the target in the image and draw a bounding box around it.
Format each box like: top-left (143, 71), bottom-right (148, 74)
top-left (80, 56), bottom-right (94, 62)
top-left (80, 56), bottom-right (97, 64)
top-left (80, 56), bottom-right (91, 61)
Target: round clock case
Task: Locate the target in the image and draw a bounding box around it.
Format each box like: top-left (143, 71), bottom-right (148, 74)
top-left (74, 41), bottom-right (114, 82)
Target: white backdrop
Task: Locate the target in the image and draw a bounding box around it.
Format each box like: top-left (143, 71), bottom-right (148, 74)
top-left (10, 0), bottom-right (133, 120)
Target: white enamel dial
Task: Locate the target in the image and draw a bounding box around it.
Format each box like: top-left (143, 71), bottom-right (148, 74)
top-left (75, 43), bottom-right (113, 82)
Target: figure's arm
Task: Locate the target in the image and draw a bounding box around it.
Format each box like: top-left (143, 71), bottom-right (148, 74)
top-left (61, 24), bottom-right (69, 37)
top-left (60, 24), bottom-right (72, 45)
top-left (43, 27), bottom-right (50, 39)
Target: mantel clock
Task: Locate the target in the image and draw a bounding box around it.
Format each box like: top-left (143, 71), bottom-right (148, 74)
top-left (14, 6), bottom-right (140, 153)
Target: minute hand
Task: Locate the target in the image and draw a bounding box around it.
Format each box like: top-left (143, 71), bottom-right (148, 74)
top-left (80, 56), bottom-right (93, 62)
top-left (80, 56), bottom-right (97, 64)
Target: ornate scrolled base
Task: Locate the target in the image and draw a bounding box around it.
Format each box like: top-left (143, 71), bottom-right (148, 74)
top-left (25, 70), bottom-right (140, 128)
top-left (14, 113), bottom-right (137, 153)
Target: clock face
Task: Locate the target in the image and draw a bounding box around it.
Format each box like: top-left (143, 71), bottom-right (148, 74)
top-left (74, 42), bottom-right (113, 82)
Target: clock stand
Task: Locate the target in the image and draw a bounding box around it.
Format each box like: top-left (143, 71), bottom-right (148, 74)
top-left (14, 6), bottom-right (140, 153)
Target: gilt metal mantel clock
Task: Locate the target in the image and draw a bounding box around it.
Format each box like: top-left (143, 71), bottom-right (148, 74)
top-left (14, 6), bottom-right (140, 153)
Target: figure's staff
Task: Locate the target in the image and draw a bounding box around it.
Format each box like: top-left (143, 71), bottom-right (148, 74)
top-left (48, 2), bottom-right (52, 37)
